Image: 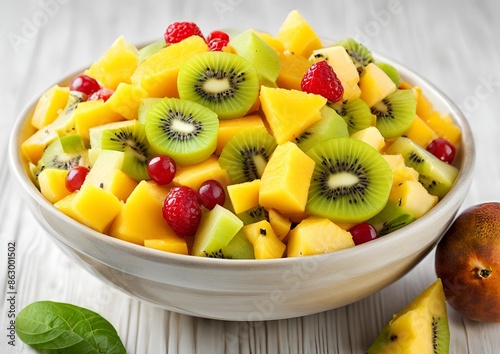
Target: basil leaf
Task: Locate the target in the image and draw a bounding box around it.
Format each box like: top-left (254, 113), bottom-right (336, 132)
top-left (16, 301), bottom-right (126, 354)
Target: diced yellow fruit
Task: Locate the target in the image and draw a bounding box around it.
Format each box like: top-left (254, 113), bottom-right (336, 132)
top-left (425, 112), bottom-right (461, 147)
top-left (383, 154), bottom-right (419, 189)
top-left (350, 126), bottom-right (385, 151)
top-left (38, 168), bottom-right (71, 203)
top-left (413, 86), bottom-right (434, 120)
top-left (144, 237), bottom-right (189, 255)
top-left (109, 180), bottom-right (175, 245)
top-left (106, 82), bottom-right (148, 120)
top-left (276, 51), bottom-right (311, 90)
top-left (131, 35), bottom-right (209, 98)
top-left (85, 35), bottom-right (139, 90)
top-left (55, 184), bottom-right (123, 233)
top-left (259, 86), bottom-right (326, 144)
top-left (309, 46), bottom-right (361, 101)
top-left (74, 100), bottom-right (123, 140)
top-left (227, 179), bottom-right (261, 214)
top-left (359, 63), bottom-right (397, 107)
top-left (216, 114), bottom-right (265, 155)
top-left (404, 114), bottom-right (438, 148)
top-left (268, 208), bottom-right (291, 242)
top-left (253, 31), bottom-right (285, 54)
top-left (242, 220), bottom-right (286, 259)
top-left (259, 141), bottom-right (315, 213)
top-left (287, 216), bottom-right (354, 257)
top-left (105, 170), bottom-right (138, 202)
top-left (173, 155), bottom-right (230, 190)
top-left (389, 180), bottom-right (438, 219)
top-left (276, 10), bottom-right (323, 58)
top-left (31, 85), bottom-right (70, 129)
top-left (21, 128), bottom-right (59, 164)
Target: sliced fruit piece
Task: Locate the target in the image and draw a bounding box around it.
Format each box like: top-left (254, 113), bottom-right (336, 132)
top-left (131, 35), bottom-right (209, 98)
top-left (366, 199), bottom-right (416, 236)
top-left (40, 135), bottom-right (89, 171)
top-left (287, 216), bottom-right (354, 257)
top-left (359, 62), bottom-right (397, 107)
top-left (38, 168), bottom-right (71, 203)
top-left (375, 62), bottom-right (402, 86)
top-left (295, 105), bottom-right (349, 152)
top-left (138, 97), bottom-right (162, 124)
top-left (227, 179), bottom-right (261, 214)
top-left (31, 85), bottom-right (70, 129)
top-left (276, 50), bottom-right (312, 90)
top-left (173, 155), bottom-right (230, 190)
top-left (144, 236), bottom-right (188, 255)
top-left (389, 180), bottom-right (438, 219)
top-left (403, 114), bottom-right (438, 148)
top-left (366, 278), bottom-right (449, 354)
top-left (145, 97), bottom-right (219, 165)
top-left (371, 89), bottom-right (416, 139)
top-left (382, 154), bottom-right (420, 189)
top-left (237, 205), bottom-right (269, 225)
top-left (106, 82), bottom-right (148, 120)
top-left (259, 86), bottom-right (326, 144)
top-left (259, 141), bottom-right (315, 214)
top-left (305, 138), bottom-right (392, 224)
top-left (216, 114), bottom-right (265, 155)
top-left (73, 99), bottom-right (123, 140)
top-left (350, 126), bottom-right (385, 152)
top-left (229, 29), bottom-right (281, 87)
top-left (384, 137), bottom-right (459, 199)
top-left (216, 230), bottom-right (255, 259)
top-left (242, 220), bottom-right (286, 259)
top-left (268, 208), bottom-right (291, 242)
top-left (218, 127), bottom-right (277, 184)
top-left (330, 98), bottom-right (373, 135)
top-left (276, 10), bottom-right (322, 58)
top-left (334, 37), bottom-right (374, 74)
top-left (138, 38), bottom-right (166, 65)
top-left (191, 204), bottom-right (244, 257)
top-left (85, 35), bottom-right (139, 90)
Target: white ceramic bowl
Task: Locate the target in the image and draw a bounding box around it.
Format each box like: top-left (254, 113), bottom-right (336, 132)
top-left (8, 54), bottom-right (475, 321)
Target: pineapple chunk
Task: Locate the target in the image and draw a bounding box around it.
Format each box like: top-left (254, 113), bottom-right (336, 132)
top-left (276, 10), bottom-right (323, 58)
top-left (389, 180), bottom-right (438, 219)
top-left (172, 155), bottom-right (230, 190)
top-left (55, 184), bottom-right (123, 233)
top-left (359, 63), bottom-right (397, 107)
top-left (144, 237), bottom-right (189, 255)
top-left (382, 154), bottom-right (420, 189)
top-left (85, 35), bottom-right (139, 90)
top-left (73, 100), bottom-right (123, 140)
top-left (403, 114), bottom-right (438, 148)
top-left (216, 114), bottom-right (265, 155)
top-left (227, 179), bottom-right (261, 214)
top-left (259, 141), bottom-right (315, 213)
top-left (242, 220), bottom-right (286, 259)
top-left (287, 216), bottom-right (354, 257)
top-left (38, 168), bottom-right (71, 203)
top-left (276, 51), bottom-right (312, 90)
top-left (106, 82), bottom-right (148, 120)
top-left (259, 86), bottom-right (326, 144)
top-left (31, 85), bottom-right (70, 129)
top-left (350, 126), bottom-right (385, 152)
top-left (253, 31), bottom-right (285, 54)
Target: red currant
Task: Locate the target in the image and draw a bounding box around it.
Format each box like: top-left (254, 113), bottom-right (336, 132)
top-left (197, 180), bottom-right (226, 210)
top-left (147, 155), bottom-right (176, 185)
top-left (69, 74), bottom-right (101, 96)
top-left (206, 30), bottom-right (230, 43)
top-left (65, 165), bottom-right (90, 192)
top-left (208, 38), bottom-right (229, 51)
top-left (88, 87), bottom-right (115, 102)
top-left (163, 186), bottom-right (202, 237)
top-left (348, 222), bottom-right (379, 245)
top-left (426, 138), bottom-right (456, 164)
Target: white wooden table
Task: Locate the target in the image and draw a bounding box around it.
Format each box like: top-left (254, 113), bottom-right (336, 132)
top-left (2, 0), bottom-right (500, 352)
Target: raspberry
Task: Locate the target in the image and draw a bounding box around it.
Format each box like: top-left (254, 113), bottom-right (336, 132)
top-left (163, 186), bottom-right (202, 237)
top-left (164, 22), bottom-right (204, 44)
top-left (301, 60), bottom-right (344, 102)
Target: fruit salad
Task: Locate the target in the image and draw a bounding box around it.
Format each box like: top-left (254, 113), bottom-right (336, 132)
top-left (21, 10), bottom-right (461, 259)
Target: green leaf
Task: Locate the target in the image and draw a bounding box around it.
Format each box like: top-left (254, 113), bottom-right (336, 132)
top-left (16, 301), bottom-right (126, 354)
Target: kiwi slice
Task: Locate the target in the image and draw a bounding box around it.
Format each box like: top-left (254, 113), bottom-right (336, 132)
top-left (366, 200), bottom-right (416, 236)
top-left (89, 120), bottom-right (153, 181)
top-left (41, 134), bottom-right (89, 171)
top-left (145, 97), bottom-right (219, 165)
top-left (376, 62), bottom-right (402, 86)
top-left (334, 37), bottom-right (374, 73)
top-left (205, 230), bottom-right (255, 259)
top-left (218, 127), bottom-right (277, 184)
top-left (329, 98), bottom-right (373, 135)
top-left (385, 137), bottom-right (459, 199)
top-left (237, 205), bottom-right (269, 225)
top-left (177, 51), bottom-right (260, 119)
top-left (372, 89), bottom-right (416, 139)
top-left (295, 105), bottom-right (349, 151)
top-left (305, 137), bottom-right (392, 224)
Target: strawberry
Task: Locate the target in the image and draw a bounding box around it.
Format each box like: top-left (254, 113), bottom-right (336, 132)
top-left (164, 22), bottom-right (204, 44)
top-left (162, 186), bottom-right (202, 237)
top-left (301, 60), bottom-right (344, 102)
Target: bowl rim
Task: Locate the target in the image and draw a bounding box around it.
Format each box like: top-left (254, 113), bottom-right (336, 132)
top-left (8, 51), bottom-right (476, 272)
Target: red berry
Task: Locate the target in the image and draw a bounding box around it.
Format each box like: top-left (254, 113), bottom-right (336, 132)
top-left (147, 155), bottom-right (176, 185)
top-left (164, 21), bottom-right (204, 44)
top-left (348, 222), bottom-right (379, 245)
top-left (65, 165), bottom-right (90, 192)
top-left (197, 180), bottom-right (226, 210)
top-left (163, 186), bottom-right (202, 237)
top-left (301, 60), bottom-right (344, 102)
top-left (426, 138), bottom-right (456, 164)
top-left (69, 74), bottom-right (101, 96)
top-left (208, 38), bottom-right (229, 51)
top-left (88, 87), bottom-right (114, 102)
top-left (206, 30), bottom-right (230, 43)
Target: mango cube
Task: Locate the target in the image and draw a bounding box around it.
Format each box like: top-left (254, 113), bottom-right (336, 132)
top-left (259, 141), bottom-right (315, 213)
top-left (350, 126), bottom-right (385, 152)
top-left (227, 179), bottom-right (261, 214)
top-left (144, 237), bottom-right (189, 255)
top-left (389, 180), bottom-right (438, 219)
top-left (403, 114), bottom-right (438, 148)
top-left (287, 216), bottom-right (354, 257)
top-left (359, 63), bottom-right (397, 107)
top-left (38, 168), bottom-right (71, 203)
top-left (242, 220), bottom-right (286, 259)
top-left (73, 100), bottom-right (123, 140)
top-left (173, 155), bottom-right (230, 190)
top-left (216, 114), bottom-right (265, 155)
top-left (268, 208), bottom-right (291, 242)
top-left (276, 51), bottom-right (312, 90)
top-left (276, 10), bottom-right (323, 58)
top-left (106, 82), bottom-right (148, 120)
top-left (31, 85), bottom-right (70, 129)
